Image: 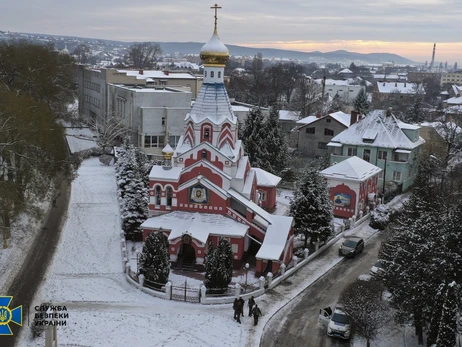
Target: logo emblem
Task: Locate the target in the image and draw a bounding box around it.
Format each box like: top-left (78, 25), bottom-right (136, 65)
top-left (0, 296), bottom-right (22, 335)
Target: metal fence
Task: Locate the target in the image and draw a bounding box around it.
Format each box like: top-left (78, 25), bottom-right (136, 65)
top-left (171, 280), bottom-right (200, 303)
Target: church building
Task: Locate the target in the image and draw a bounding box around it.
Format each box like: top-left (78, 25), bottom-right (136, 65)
top-left (140, 7), bottom-right (294, 276)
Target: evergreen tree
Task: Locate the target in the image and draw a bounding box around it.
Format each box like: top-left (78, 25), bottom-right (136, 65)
top-left (204, 238), bottom-right (233, 291)
top-left (261, 107), bottom-right (289, 174)
top-left (354, 89), bottom-right (370, 114)
top-left (289, 167), bottom-right (333, 248)
top-left (138, 231), bottom-right (170, 285)
top-left (242, 107), bottom-right (268, 168)
top-left (405, 96), bottom-right (425, 123)
top-left (330, 93), bottom-right (344, 111)
top-left (435, 282), bottom-right (458, 347)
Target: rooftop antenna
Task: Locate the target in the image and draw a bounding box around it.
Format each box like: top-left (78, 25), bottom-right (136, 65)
top-left (429, 43), bottom-right (436, 71)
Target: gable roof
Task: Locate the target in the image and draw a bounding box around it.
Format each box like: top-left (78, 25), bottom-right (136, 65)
top-left (279, 110), bottom-right (300, 121)
top-left (296, 111), bottom-right (352, 128)
top-left (330, 109), bottom-right (425, 150)
top-left (376, 82), bottom-right (423, 94)
top-left (321, 156), bottom-right (382, 181)
top-left (252, 168), bottom-right (281, 187)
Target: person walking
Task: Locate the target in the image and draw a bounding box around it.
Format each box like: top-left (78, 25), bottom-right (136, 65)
top-left (248, 296), bottom-right (255, 317)
top-left (239, 297), bottom-right (245, 317)
top-left (235, 298), bottom-right (243, 324)
top-left (233, 298), bottom-right (239, 321)
top-left (252, 304), bottom-right (262, 326)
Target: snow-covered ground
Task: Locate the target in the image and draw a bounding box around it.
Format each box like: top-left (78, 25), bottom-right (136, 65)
top-left (17, 159), bottom-right (419, 347)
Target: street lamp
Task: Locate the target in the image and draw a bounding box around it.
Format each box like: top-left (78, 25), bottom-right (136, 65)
top-left (244, 263), bottom-right (250, 293)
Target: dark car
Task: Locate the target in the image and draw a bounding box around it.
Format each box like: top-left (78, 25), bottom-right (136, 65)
top-left (339, 237), bottom-right (364, 258)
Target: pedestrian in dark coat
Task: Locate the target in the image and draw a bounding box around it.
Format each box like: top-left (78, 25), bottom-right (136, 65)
top-left (233, 298), bottom-right (239, 321)
top-left (252, 304), bottom-right (262, 326)
top-left (248, 296), bottom-right (255, 317)
top-left (239, 297), bottom-right (245, 317)
top-left (235, 299), bottom-right (242, 323)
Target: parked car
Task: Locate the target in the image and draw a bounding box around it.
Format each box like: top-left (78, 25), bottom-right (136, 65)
top-left (319, 306), bottom-right (352, 340)
top-left (370, 260), bottom-right (385, 276)
top-left (339, 237), bottom-right (364, 258)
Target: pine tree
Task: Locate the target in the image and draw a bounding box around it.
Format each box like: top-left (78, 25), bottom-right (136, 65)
top-left (330, 93), bottom-right (344, 111)
top-left (289, 167), bottom-right (333, 248)
top-left (138, 231), bottom-right (170, 285)
top-left (405, 96), bottom-right (425, 123)
top-left (354, 89), bottom-right (370, 114)
top-left (242, 107), bottom-right (268, 168)
top-left (435, 282), bottom-right (458, 347)
top-left (204, 238), bottom-right (233, 291)
top-left (261, 107), bottom-right (289, 174)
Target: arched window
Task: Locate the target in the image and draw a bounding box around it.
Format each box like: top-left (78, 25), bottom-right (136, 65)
top-left (218, 71), bottom-right (221, 78)
top-left (210, 71), bottom-right (214, 78)
top-left (166, 187), bottom-right (172, 208)
top-left (202, 150), bottom-right (207, 159)
top-left (155, 186), bottom-right (161, 206)
top-left (204, 128), bottom-right (210, 140)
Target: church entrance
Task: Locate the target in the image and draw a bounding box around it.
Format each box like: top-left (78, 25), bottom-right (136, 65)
top-left (177, 234), bottom-right (196, 271)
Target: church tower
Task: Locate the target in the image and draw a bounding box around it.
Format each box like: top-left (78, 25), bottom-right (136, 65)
top-left (181, 4), bottom-right (238, 153)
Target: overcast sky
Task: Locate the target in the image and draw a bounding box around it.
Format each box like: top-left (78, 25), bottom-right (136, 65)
top-left (1, 0), bottom-right (460, 63)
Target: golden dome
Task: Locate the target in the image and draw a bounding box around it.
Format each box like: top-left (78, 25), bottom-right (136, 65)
top-left (200, 29), bottom-right (229, 66)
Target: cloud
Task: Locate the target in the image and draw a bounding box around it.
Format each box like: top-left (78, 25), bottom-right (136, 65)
top-left (0, 0), bottom-right (460, 62)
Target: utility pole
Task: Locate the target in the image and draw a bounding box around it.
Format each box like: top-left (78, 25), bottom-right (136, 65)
top-left (320, 75), bottom-right (326, 116)
top-left (382, 155), bottom-right (387, 196)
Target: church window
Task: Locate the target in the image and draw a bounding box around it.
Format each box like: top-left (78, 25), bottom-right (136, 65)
top-left (204, 128), bottom-right (210, 140)
top-left (155, 186), bottom-right (161, 206)
top-left (218, 71), bottom-right (221, 78)
top-left (205, 71), bottom-right (207, 78)
top-left (202, 150), bottom-right (207, 159)
top-left (210, 71), bottom-right (214, 78)
top-left (166, 187), bottom-right (172, 208)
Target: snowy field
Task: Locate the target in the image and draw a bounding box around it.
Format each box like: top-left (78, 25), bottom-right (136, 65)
top-left (17, 157), bottom-right (418, 347)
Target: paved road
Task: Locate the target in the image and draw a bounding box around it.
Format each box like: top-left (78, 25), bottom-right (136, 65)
top-left (261, 231), bottom-right (388, 347)
top-left (2, 177), bottom-right (70, 347)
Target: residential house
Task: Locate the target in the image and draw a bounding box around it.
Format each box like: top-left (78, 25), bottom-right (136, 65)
top-left (328, 109), bottom-right (425, 192)
top-left (296, 111), bottom-right (356, 158)
top-left (372, 82), bottom-right (423, 107)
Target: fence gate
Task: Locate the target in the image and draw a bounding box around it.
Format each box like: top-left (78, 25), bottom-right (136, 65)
top-left (171, 280), bottom-right (201, 303)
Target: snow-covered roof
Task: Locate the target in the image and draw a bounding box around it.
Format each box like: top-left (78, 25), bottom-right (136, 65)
top-left (256, 215), bottom-right (293, 261)
top-left (296, 111), bottom-right (352, 128)
top-left (296, 115), bottom-right (317, 125)
top-left (279, 110), bottom-right (300, 121)
top-left (339, 68), bottom-right (353, 74)
top-left (200, 31), bottom-right (229, 56)
top-left (396, 120), bottom-right (420, 130)
top-left (252, 168), bottom-right (281, 187)
top-left (373, 74), bottom-right (399, 80)
top-left (149, 165), bottom-right (182, 181)
top-left (376, 82), bottom-right (422, 94)
top-left (116, 69), bottom-right (196, 80)
top-left (186, 83), bottom-right (237, 125)
top-left (315, 79), bottom-right (350, 86)
top-left (242, 168), bottom-right (255, 196)
top-left (235, 155), bottom-right (249, 180)
top-left (445, 96), bottom-right (462, 105)
top-left (141, 211), bottom-right (248, 244)
top-left (321, 156), bottom-right (382, 182)
top-left (330, 110), bottom-right (425, 150)
top-left (232, 105), bottom-right (251, 112)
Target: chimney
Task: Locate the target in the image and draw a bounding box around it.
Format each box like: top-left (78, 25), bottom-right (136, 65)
top-left (316, 112), bottom-right (322, 118)
top-left (404, 83), bottom-right (406, 87)
top-left (382, 82), bottom-right (385, 86)
top-left (139, 69), bottom-right (143, 75)
top-left (350, 111), bottom-right (359, 125)
top-left (386, 107), bottom-right (393, 117)
top-left (395, 82), bottom-right (397, 87)
top-left (164, 70), bottom-right (169, 76)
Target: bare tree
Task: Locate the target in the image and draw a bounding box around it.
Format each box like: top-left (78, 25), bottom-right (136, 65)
top-left (72, 44), bottom-right (91, 64)
top-left (340, 279), bottom-right (389, 347)
top-left (288, 77), bottom-right (321, 118)
top-left (124, 42), bottom-right (162, 69)
top-left (88, 112), bottom-right (130, 153)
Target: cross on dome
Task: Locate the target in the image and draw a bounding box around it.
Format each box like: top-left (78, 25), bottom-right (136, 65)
top-left (210, 3), bottom-right (222, 34)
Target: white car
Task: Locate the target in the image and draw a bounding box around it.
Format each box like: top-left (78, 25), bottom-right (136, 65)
top-left (319, 306), bottom-right (351, 340)
top-left (370, 260), bottom-right (385, 276)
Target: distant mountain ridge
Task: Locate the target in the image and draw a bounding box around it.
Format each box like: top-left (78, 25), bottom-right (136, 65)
top-left (0, 30), bottom-right (416, 65)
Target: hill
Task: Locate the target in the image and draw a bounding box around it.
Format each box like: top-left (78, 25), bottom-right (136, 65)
top-left (0, 30), bottom-right (416, 65)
